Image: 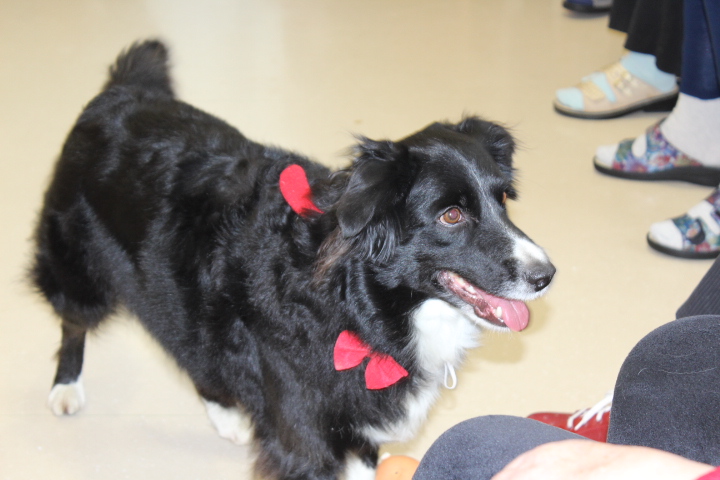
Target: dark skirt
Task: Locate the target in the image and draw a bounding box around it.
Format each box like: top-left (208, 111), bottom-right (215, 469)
top-left (609, 0), bottom-right (683, 76)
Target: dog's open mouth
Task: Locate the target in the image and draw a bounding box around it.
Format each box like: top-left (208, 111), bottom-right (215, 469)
top-left (437, 271), bottom-right (530, 332)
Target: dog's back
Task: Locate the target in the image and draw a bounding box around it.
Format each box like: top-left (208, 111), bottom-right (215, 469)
top-left (32, 40), bottom-right (308, 317)
top-left (31, 40), bottom-right (318, 403)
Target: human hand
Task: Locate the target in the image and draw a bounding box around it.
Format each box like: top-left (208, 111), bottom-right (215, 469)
top-left (491, 439), bottom-right (714, 480)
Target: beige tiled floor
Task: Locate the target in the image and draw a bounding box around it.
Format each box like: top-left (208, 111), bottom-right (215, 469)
top-left (0, 1), bottom-right (713, 479)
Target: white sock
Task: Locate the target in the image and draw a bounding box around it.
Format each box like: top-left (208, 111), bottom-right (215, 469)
top-left (660, 94), bottom-right (720, 166)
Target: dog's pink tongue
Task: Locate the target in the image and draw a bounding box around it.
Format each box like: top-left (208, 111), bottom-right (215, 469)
top-left (482, 292), bottom-right (530, 332)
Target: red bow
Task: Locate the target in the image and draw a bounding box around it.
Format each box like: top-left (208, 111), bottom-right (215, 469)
top-left (333, 330), bottom-right (409, 390)
top-left (279, 164), bottom-right (324, 217)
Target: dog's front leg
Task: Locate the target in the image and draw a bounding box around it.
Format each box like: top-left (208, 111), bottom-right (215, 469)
top-left (342, 456), bottom-right (376, 480)
top-left (202, 399), bottom-right (253, 445)
top-left (342, 444), bottom-right (379, 480)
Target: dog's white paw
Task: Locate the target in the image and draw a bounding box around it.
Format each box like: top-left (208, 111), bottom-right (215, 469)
top-left (343, 455), bottom-right (377, 480)
top-left (48, 378), bottom-right (86, 416)
top-left (203, 400), bottom-right (253, 445)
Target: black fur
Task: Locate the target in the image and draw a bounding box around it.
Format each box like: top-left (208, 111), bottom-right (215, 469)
top-left (31, 41), bottom-right (554, 479)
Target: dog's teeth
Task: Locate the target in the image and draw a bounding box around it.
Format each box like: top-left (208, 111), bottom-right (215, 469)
top-left (495, 306), bottom-right (503, 320)
top-left (452, 274), bottom-right (473, 292)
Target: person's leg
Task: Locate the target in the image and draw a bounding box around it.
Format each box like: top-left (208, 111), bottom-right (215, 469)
top-left (646, 188), bottom-right (720, 259)
top-left (593, 0), bottom-right (720, 260)
top-left (619, 0), bottom-right (683, 77)
top-left (608, 315), bottom-right (720, 465)
top-left (703, 0), bottom-right (720, 85)
top-left (554, 52), bottom-right (678, 119)
top-left (659, 0), bottom-right (720, 162)
top-left (413, 415), bottom-right (586, 480)
top-left (554, 0), bottom-right (682, 119)
top-left (642, 0), bottom-right (720, 258)
top-left (668, 0), bottom-right (720, 100)
top-left (676, 255), bottom-right (720, 318)
top-left (606, 0), bottom-right (639, 33)
top-left (524, 258), bottom-right (720, 450)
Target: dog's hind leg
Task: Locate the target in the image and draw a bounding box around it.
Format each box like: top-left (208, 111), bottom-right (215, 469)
top-left (32, 213), bottom-right (117, 416)
top-left (48, 323), bottom-right (87, 415)
top-left (45, 302), bottom-right (114, 415)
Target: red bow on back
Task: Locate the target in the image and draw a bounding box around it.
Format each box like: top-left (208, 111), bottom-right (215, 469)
top-left (279, 164), bottom-right (324, 217)
top-left (334, 330), bottom-right (409, 390)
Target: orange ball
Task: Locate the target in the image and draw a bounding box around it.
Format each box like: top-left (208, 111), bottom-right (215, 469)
top-left (375, 455), bottom-right (420, 480)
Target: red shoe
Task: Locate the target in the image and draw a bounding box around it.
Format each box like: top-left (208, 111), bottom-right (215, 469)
top-left (527, 392), bottom-right (612, 442)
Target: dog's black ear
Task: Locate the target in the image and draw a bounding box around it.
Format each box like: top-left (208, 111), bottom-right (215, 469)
top-left (452, 117), bottom-right (516, 181)
top-left (333, 138), bottom-right (411, 263)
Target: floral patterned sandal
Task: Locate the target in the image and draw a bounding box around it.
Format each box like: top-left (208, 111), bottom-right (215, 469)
top-left (647, 189), bottom-right (720, 259)
top-left (593, 120), bottom-right (720, 187)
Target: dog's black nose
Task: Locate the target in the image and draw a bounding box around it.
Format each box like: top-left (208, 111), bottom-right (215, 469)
top-left (526, 265), bottom-right (556, 292)
top-left (531, 275), bottom-right (552, 292)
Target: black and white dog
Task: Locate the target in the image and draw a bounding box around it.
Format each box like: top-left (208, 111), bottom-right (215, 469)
top-left (31, 41), bottom-right (555, 480)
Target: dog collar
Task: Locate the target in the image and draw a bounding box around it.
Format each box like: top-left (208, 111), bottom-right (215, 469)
top-left (334, 330), bottom-right (409, 390)
top-left (279, 164), bottom-right (324, 217)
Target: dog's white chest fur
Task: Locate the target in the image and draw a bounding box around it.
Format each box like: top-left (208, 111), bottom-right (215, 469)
top-left (362, 298), bottom-right (480, 444)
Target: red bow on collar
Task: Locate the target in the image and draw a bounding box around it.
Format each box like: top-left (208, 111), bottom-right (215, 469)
top-left (334, 330), bottom-right (409, 390)
top-left (279, 164), bottom-right (324, 217)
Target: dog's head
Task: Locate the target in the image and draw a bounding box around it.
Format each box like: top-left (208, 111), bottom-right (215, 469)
top-left (318, 117), bottom-right (555, 331)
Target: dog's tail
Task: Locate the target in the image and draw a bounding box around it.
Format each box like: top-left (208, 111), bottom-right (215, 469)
top-left (104, 40), bottom-right (173, 96)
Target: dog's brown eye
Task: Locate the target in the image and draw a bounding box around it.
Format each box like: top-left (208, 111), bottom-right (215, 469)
top-left (440, 208), bottom-right (464, 225)
top-left (501, 192), bottom-right (508, 205)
